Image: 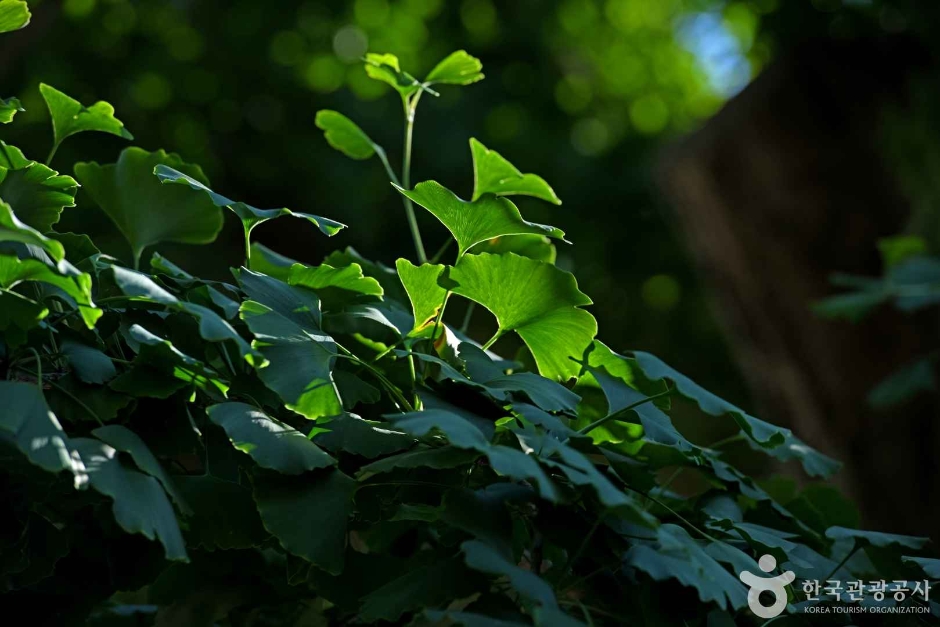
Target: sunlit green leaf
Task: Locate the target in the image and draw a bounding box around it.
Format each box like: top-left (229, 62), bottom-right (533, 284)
top-left (363, 52), bottom-right (431, 99)
top-left (75, 148), bottom-right (223, 268)
top-left (315, 110), bottom-right (380, 160)
top-left (470, 139), bottom-right (560, 204)
top-left (445, 253), bottom-right (596, 380)
top-left (40, 83), bottom-right (133, 154)
top-left (0, 96), bottom-right (23, 124)
top-left (289, 261), bottom-right (383, 310)
top-left (0, 0), bottom-right (30, 33)
top-left (0, 254), bottom-right (101, 328)
top-left (0, 142), bottom-right (78, 232)
top-left (396, 258), bottom-right (446, 334)
top-left (397, 181), bottom-right (565, 258)
top-left (473, 233), bottom-right (557, 263)
top-left (426, 50), bottom-right (484, 86)
top-left (207, 402), bottom-right (335, 474)
top-left (0, 199), bottom-right (65, 261)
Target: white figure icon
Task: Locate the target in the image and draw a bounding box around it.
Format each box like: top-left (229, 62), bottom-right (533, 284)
top-left (739, 554), bottom-right (796, 619)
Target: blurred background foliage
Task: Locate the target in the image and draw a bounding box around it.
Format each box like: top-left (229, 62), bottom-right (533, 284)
top-left (1, 0), bottom-right (932, 442)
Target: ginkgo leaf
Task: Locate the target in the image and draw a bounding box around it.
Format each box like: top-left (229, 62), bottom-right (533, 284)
top-left (237, 270), bottom-right (343, 420)
top-left (444, 253), bottom-right (596, 381)
top-left (631, 351), bottom-right (840, 478)
top-left (0, 142), bottom-right (78, 232)
top-left (473, 233), bottom-right (557, 264)
top-left (155, 164), bottom-right (345, 238)
top-left (0, 381), bottom-right (87, 484)
top-left (40, 83), bottom-right (133, 156)
top-left (249, 242), bottom-right (296, 281)
top-left (397, 181), bottom-right (565, 258)
top-left (71, 437), bottom-right (188, 562)
top-left (470, 138), bottom-right (560, 204)
top-left (289, 262), bottom-right (383, 300)
top-left (396, 258), bottom-right (447, 334)
top-left (0, 255), bottom-right (101, 328)
top-left (462, 540), bottom-right (556, 608)
top-left (425, 50), bottom-right (484, 86)
top-left (74, 148), bottom-right (223, 269)
top-left (0, 199), bottom-right (65, 261)
top-left (0, 96), bottom-right (23, 124)
top-left (315, 110), bottom-right (380, 160)
top-left (0, 0), bottom-right (30, 33)
top-left (207, 402), bottom-right (336, 474)
top-left (364, 52), bottom-right (432, 99)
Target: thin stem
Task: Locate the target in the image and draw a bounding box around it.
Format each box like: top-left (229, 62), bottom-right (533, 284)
top-left (131, 247), bottom-right (143, 272)
top-left (626, 485), bottom-right (720, 543)
top-left (460, 302), bottom-right (476, 333)
top-left (401, 92), bottom-right (427, 264)
top-left (357, 480), bottom-right (454, 491)
top-left (45, 142), bottom-right (60, 167)
top-left (17, 366), bottom-right (104, 426)
top-left (707, 433), bottom-right (745, 450)
top-left (481, 329), bottom-right (503, 351)
top-left (244, 225), bottom-right (253, 267)
top-left (558, 515), bottom-right (603, 589)
top-left (824, 541), bottom-right (858, 581)
top-left (335, 342), bottom-right (414, 412)
top-left (574, 387), bottom-right (675, 437)
top-left (429, 239), bottom-right (453, 265)
top-left (26, 348), bottom-right (42, 390)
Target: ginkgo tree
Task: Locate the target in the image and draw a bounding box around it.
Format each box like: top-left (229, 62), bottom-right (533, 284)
top-left (0, 31), bottom-right (937, 627)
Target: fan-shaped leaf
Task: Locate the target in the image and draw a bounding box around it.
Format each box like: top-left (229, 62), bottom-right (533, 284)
top-left (207, 402), bottom-right (335, 474)
top-left (61, 339), bottom-right (115, 384)
top-left (313, 413), bottom-right (414, 458)
top-left (0, 255), bottom-right (100, 328)
top-left (0, 96), bottom-right (23, 124)
top-left (462, 540), bottom-right (556, 608)
top-left (253, 470), bottom-right (355, 575)
top-left (397, 181), bottom-right (565, 258)
top-left (40, 83), bottom-right (133, 153)
top-left (71, 437), bottom-right (188, 562)
top-left (91, 424), bottom-right (191, 515)
top-left (0, 382), bottom-right (87, 484)
top-left (156, 164), bottom-right (344, 237)
top-left (445, 253), bottom-right (596, 380)
top-left (425, 50), bottom-right (484, 85)
top-left (315, 110), bottom-right (379, 160)
top-left (470, 139), bottom-right (560, 204)
top-left (75, 148), bottom-right (223, 268)
top-left (632, 351), bottom-right (840, 478)
top-left (364, 52), bottom-right (431, 99)
top-left (473, 233), bottom-right (557, 263)
top-left (0, 199), bottom-right (65, 261)
top-left (0, 0), bottom-right (29, 33)
top-left (396, 258), bottom-right (446, 334)
top-left (825, 526), bottom-right (929, 550)
top-left (0, 142), bottom-right (78, 232)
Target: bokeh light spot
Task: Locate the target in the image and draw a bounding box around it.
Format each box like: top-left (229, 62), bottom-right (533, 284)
top-left (270, 31), bottom-right (306, 67)
top-left (132, 73), bottom-right (172, 110)
top-left (629, 94), bottom-right (669, 134)
top-left (641, 274), bottom-right (681, 311)
top-left (333, 25), bottom-right (369, 62)
top-left (571, 118), bottom-right (609, 156)
top-left (304, 55), bottom-right (345, 93)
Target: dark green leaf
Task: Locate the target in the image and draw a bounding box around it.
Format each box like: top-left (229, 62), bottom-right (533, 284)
top-left (92, 424), bottom-right (192, 515)
top-left (253, 469), bottom-right (355, 574)
top-left (71, 437), bottom-right (188, 562)
top-left (313, 413), bottom-right (414, 458)
top-left (359, 556), bottom-right (478, 622)
top-left (176, 475), bottom-right (268, 550)
top-left (156, 164), bottom-right (344, 236)
top-left (825, 526), bottom-right (929, 550)
top-left (867, 357), bottom-right (935, 409)
top-left (61, 338), bottom-right (116, 384)
top-left (0, 381), bottom-right (87, 483)
top-left (462, 539), bottom-right (557, 608)
top-left (207, 402), bottom-right (335, 474)
top-left (357, 445), bottom-right (479, 479)
top-left (74, 148), bottom-right (223, 267)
